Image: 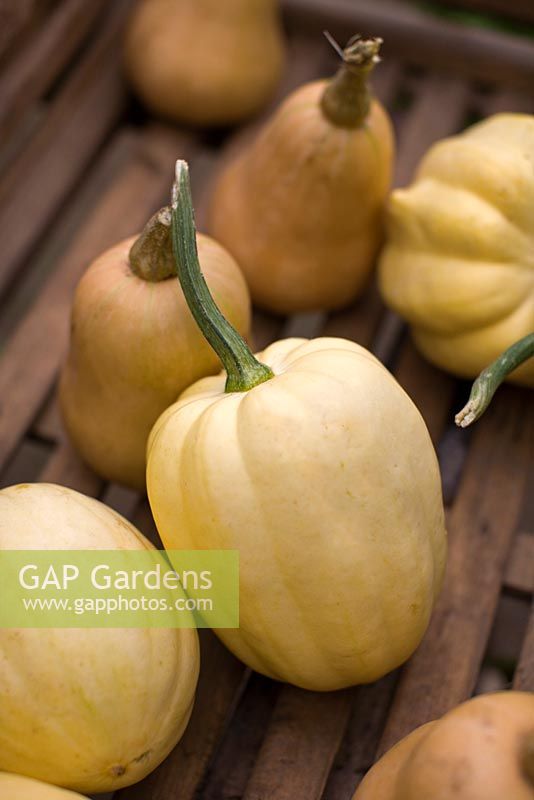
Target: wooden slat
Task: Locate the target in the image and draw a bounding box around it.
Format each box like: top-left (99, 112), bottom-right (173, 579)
top-left (504, 532), bottom-right (534, 596)
top-left (442, 0), bottom-right (534, 24)
top-left (0, 0), bottom-right (131, 300)
top-left (0, 128), bottom-right (195, 477)
top-left (379, 386), bottom-right (533, 754)
top-left (0, 0), bottom-right (40, 64)
top-left (323, 674), bottom-right (398, 800)
top-left (242, 687), bottom-right (352, 800)
top-left (200, 674), bottom-right (280, 800)
top-left (514, 606), bottom-right (534, 691)
top-left (393, 338), bottom-right (455, 446)
top-left (0, 0), bottom-right (108, 143)
top-left (117, 633), bottom-right (247, 800)
top-left (39, 440), bottom-right (102, 496)
top-left (282, 0), bottom-right (534, 88)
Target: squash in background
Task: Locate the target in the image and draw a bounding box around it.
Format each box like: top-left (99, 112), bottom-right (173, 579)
top-left (59, 207), bottom-right (250, 491)
top-left (124, 0), bottom-right (285, 127)
top-left (379, 113), bottom-right (534, 387)
top-left (354, 692), bottom-right (534, 799)
top-left (0, 483), bottom-right (199, 794)
top-left (208, 35), bottom-right (394, 314)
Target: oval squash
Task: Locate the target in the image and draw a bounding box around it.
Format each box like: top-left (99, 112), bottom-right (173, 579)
top-left (124, 0), bottom-right (285, 127)
top-left (0, 773), bottom-right (87, 799)
top-left (208, 35), bottom-right (394, 314)
top-left (59, 208), bottom-right (250, 491)
top-left (146, 162), bottom-right (446, 692)
top-left (0, 483), bottom-right (199, 794)
top-left (354, 691), bottom-right (534, 799)
top-left (379, 113), bottom-right (534, 386)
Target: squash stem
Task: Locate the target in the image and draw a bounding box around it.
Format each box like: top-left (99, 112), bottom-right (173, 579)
top-left (455, 332), bottom-right (534, 428)
top-left (129, 207), bottom-right (176, 282)
top-left (171, 160), bottom-right (274, 393)
top-left (321, 35), bottom-right (382, 128)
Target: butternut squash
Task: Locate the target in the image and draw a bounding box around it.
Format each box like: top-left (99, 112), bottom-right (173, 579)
top-left (124, 0), bottom-right (285, 127)
top-left (208, 35), bottom-right (394, 314)
top-left (354, 692), bottom-right (534, 800)
top-left (59, 207), bottom-right (250, 491)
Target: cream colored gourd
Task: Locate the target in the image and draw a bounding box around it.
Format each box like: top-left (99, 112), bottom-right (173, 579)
top-left (0, 773), bottom-right (88, 800)
top-left (124, 0), bottom-right (285, 126)
top-left (146, 162), bottom-right (447, 692)
top-left (379, 113), bottom-right (534, 386)
top-left (209, 36), bottom-right (394, 314)
top-left (59, 208), bottom-right (250, 491)
top-left (354, 692), bottom-right (534, 799)
top-left (0, 483), bottom-right (199, 794)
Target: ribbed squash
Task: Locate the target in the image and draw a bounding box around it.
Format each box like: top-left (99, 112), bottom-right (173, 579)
top-left (0, 483), bottom-right (199, 794)
top-left (59, 208), bottom-right (250, 491)
top-left (0, 773), bottom-right (87, 799)
top-left (124, 0), bottom-right (285, 127)
top-left (146, 162), bottom-right (446, 692)
top-left (354, 692), bottom-right (534, 799)
top-left (209, 36), bottom-right (394, 314)
top-left (379, 113), bottom-right (534, 386)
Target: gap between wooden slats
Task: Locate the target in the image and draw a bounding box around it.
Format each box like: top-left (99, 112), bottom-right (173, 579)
top-left (514, 605), bottom-right (534, 691)
top-left (0, 0), bottom-right (131, 301)
top-left (0, 127), bottom-right (197, 479)
top-left (0, 0), bottom-right (109, 145)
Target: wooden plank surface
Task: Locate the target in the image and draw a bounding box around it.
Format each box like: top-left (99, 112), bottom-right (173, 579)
top-left (379, 387), bottom-right (533, 753)
top-left (0, 0), bottom-right (131, 300)
top-left (242, 688), bottom-right (352, 800)
top-left (0, 0), bottom-right (108, 143)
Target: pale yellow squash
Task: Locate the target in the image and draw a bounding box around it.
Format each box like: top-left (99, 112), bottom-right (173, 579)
top-left (0, 483), bottom-right (199, 794)
top-left (59, 209), bottom-right (250, 491)
top-left (146, 162), bottom-right (446, 692)
top-left (124, 0), bottom-right (285, 126)
top-left (209, 36), bottom-right (394, 314)
top-left (379, 113), bottom-right (534, 386)
top-left (0, 773), bottom-right (88, 799)
top-left (354, 692), bottom-right (534, 799)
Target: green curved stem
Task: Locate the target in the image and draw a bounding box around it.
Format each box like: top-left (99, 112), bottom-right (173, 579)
top-left (171, 160), bottom-right (274, 394)
top-left (321, 34), bottom-right (382, 128)
top-left (129, 207), bottom-right (177, 282)
top-left (455, 332), bottom-right (534, 428)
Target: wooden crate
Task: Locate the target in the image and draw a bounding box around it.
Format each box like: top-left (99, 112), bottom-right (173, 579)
top-left (0, 1), bottom-right (532, 799)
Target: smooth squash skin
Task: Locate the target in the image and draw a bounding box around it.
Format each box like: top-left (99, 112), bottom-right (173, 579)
top-left (146, 163), bottom-right (447, 692)
top-left (208, 36), bottom-right (394, 314)
top-left (123, 0), bottom-right (285, 127)
top-left (59, 210), bottom-right (250, 491)
top-left (379, 113), bottom-right (534, 387)
top-left (0, 773), bottom-right (88, 799)
top-left (0, 483), bottom-right (199, 794)
top-left (354, 692), bottom-right (534, 799)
